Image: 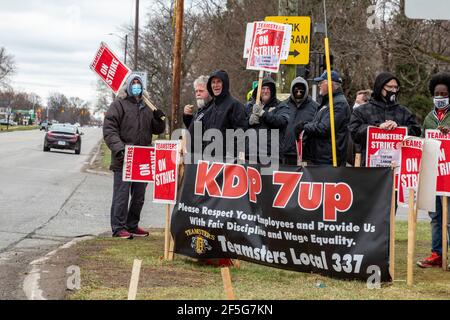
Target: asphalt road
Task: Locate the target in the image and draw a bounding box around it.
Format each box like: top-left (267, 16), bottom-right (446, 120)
top-left (0, 127), bottom-right (166, 299)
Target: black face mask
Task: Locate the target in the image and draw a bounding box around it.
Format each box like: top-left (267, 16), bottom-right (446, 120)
top-left (384, 90), bottom-right (397, 103)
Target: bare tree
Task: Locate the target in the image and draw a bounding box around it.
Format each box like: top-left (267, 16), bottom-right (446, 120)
top-left (0, 47), bottom-right (15, 87)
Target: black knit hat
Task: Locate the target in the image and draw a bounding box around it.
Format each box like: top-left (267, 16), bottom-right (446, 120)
top-left (372, 72), bottom-right (400, 101)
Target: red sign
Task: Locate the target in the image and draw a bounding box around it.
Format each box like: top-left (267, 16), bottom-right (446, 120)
top-left (366, 126), bottom-right (407, 167)
top-left (90, 42), bottom-right (131, 93)
top-left (398, 137), bottom-right (424, 206)
top-left (246, 21), bottom-right (288, 73)
top-left (426, 129), bottom-right (450, 196)
top-left (122, 145), bottom-right (155, 182)
top-left (153, 141), bottom-right (180, 204)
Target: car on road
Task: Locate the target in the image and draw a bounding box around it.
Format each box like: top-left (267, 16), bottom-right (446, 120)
top-left (39, 120), bottom-right (51, 131)
top-left (43, 123), bottom-right (83, 154)
top-left (0, 118), bottom-right (17, 126)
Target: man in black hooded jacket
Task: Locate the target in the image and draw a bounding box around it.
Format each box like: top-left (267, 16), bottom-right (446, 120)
top-left (349, 72), bottom-right (421, 164)
top-left (202, 70), bottom-right (247, 160)
top-left (279, 76), bottom-right (319, 165)
top-left (246, 77), bottom-right (290, 163)
top-left (294, 71), bottom-right (350, 166)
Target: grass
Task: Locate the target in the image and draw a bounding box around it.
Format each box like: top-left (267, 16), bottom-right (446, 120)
top-left (100, 142), bottom-right (111, 171)
top-left (67, 222), bottom-right (450, 300)
top-left (0, 125), bottom-right (38, 133)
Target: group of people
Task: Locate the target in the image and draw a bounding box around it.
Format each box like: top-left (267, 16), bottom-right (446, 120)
top-left (102, 68), bottom-right (450, 270)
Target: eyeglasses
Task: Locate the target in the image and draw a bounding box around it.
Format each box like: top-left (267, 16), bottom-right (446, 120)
top-left (384, 85), bottom-right (399, 91)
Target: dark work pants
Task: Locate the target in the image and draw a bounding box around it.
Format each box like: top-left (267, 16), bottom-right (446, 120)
top-left (110, 171), bottom-right (148, 235)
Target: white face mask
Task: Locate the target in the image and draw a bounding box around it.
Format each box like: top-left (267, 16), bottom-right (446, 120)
top-left (434, 96), bottom-right (450, 109)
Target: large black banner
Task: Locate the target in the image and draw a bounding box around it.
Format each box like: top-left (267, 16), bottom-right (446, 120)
top-left (171, 162), bottom-right (393, 281)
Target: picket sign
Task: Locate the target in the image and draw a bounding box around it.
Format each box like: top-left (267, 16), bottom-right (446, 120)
top-left (90, 42), bottom-right (156, 111)
top-left (221, 267), bottom-right (235, 300)
top-left (127, 259), bottom-right (142, 300)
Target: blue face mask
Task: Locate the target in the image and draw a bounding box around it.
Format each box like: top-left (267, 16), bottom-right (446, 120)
top-left (131, 83), bottom-right (142, 96)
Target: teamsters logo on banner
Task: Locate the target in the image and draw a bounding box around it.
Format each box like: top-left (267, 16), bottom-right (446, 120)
top-left (171, 162), bottom-right (393, 282)
top-left (186, 228), bottom-right (215, 255)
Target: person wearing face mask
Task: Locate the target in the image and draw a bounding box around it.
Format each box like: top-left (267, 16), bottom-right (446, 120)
top-left (417, 72), bottom-right (450, 269)
top-left (292, 71), bottom-right (350, 166)
top-left (279, 76), bottom-right (319, 165)
top-left (103, 74), bottom-right (166, 239)
top-left (349, 72), bottom-right (421, 164)
top-left (246, 77), bottom-right (290, 162)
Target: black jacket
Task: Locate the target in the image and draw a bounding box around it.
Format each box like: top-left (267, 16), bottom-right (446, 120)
top-left (182, 101), bottom-right (212, 155)
top-left (203, 70), bottom-right (247, 159)
top-left (348, 72), bottom-right (421, 164)
top-left (103, 96), bottom-right (165, 171)
top-left (280, 77), bottom-right (319, 159)
top-left (303, 88), bottom-right (351, 166)
top-left (246, 77), bottom-right (290, 160)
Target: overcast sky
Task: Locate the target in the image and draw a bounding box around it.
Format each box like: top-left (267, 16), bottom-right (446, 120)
top-left (0, 0), bottom-right (152, 108)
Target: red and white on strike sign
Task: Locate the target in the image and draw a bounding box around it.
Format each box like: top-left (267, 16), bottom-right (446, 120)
top-left (398, 137), bottom-right (424, 206)
top-left (90, 42), bottom-right (131, 93)
top-left (366, 126), bottom-right (407, 167)
top-left (246, 21), bottom-right (290, 73)
top-left (426, 129), bottom-right (450, 196)
top-left (153, 140), bottom-right (180, 204)
top-left (122, 145), bottom-right (155, 183)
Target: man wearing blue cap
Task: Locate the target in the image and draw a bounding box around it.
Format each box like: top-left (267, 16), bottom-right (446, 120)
top-left (293, 70), bottom-right (350, 165)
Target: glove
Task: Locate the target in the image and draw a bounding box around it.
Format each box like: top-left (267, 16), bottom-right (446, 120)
top-left (153, 109), bottom-right (165, 120)
top-left (294, 122), bottom-right (305, 139)
top-left (116, 150), bottom-right (125, 162)
top-left (249, 113), bottom-right (260, 125)
top-left (252, 103), bottom-right (264, 116)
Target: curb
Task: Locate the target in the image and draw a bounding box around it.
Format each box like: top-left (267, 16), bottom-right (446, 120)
top-left (22, 236), bottom-right (94, 300)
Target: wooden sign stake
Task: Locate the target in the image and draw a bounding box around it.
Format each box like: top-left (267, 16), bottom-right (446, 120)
top-left (164, 204), bottom-right (171, 260)
top-left (389, 163), bottom-right (396, 280)
top-left (127, 259), bottom-right (142, 300)
top-left (354, 153), bottom-right (361, 167)
top-left (442, 196), bottom-right (448, 271)
top-left (407, 189), bottom-right (417, 286)
top-left (221, 267), bottom-right (235, 300)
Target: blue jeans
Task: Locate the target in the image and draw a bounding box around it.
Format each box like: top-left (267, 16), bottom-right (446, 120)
top-left (429, 197), bottom-right (450, 256)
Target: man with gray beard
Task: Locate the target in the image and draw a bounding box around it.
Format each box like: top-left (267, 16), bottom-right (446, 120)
top-left (183, 75), bottom-right (213, 157)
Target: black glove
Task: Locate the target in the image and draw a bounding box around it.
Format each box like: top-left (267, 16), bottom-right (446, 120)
top-left (294, 122), bottom-right (305, 139)
top-left (116, 150), bottom-right (125, 162)
top-left (153, 109), bottom-right (165, 120)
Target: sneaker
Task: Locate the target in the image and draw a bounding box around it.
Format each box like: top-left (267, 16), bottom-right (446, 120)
top-left (417, 252), bottom-right (442, 268)
top-left (129, 227), bottom-right (149, 237)
top-left (114, 230), bottom-right (133, 239)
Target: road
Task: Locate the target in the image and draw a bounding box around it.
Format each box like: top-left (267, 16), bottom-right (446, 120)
top-left (0, 127), bottom-right (166, 299)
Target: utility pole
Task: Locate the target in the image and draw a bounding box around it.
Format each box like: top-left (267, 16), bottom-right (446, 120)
top-left (134, 0), bottom-right (139, 71)
top-left (124, 34), bottom-right (128, 65)
top-left (171, 0), bottom-right (184, 132)
top-left (277, 0), bottom-right (298, 94)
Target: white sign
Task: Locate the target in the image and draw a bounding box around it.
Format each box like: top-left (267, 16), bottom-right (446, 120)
top-left (405, 0), bottom-right (450, 20)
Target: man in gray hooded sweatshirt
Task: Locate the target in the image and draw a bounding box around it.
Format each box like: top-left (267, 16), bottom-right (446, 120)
top-left (280, 76), bottom-right (319, 165)
top-left (103, 74), bottom-right (166, 239)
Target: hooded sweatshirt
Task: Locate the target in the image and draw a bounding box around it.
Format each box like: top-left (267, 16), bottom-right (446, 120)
top-left (280, 77), bottom-right (319, 158)
top-left (203, 70), bottom-right (247, 159)
top-left (349, 72), bottom-right (421, 164)
top-left (246, 77), bottom-right (290, 160)
top-left (103, 74), bottom-right (165, 171)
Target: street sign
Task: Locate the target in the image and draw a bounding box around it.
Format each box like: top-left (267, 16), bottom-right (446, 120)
top-left (405, 0), bottom-right (450, 20)
top-left (265, 16), bottom-right (311, 65)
